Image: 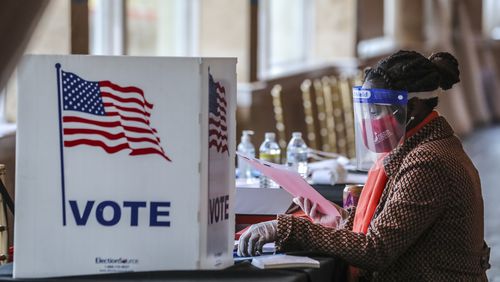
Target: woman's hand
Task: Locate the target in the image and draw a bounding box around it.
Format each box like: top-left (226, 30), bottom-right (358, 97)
top-left (237, 220), bottom-right (278, 257)
top-left (293, 197), bottom-right (341, 228)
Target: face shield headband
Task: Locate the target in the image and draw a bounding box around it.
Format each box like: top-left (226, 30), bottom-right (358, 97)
top-left (353, 87), bottom-right (408, 153)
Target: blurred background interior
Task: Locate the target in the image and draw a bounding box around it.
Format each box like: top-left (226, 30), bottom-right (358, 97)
top-left (0, 0), bottom-right (499, 279)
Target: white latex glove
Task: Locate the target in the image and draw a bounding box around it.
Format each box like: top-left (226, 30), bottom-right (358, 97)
top-left (293, 197), bottom-right (341, 228)
top-left (237, 220), bottom-right (278, 257)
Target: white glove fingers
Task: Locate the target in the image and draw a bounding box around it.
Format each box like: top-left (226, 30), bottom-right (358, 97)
top-left (310, 202), bottom-right (318, 218)
top-left (247, 233), bottom-right (260, 256)
top-left (255, 238), bottom-right (266, 255)
top-left (304, 198), bottom-right (311, 214)
top-left (237, 230), bottom-right (252, 257)
top-left (293, 196), bottom-right (305, 211)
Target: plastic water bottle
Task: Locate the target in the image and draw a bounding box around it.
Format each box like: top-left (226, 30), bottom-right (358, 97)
top-left (237, 130), bottom-right (255, 180)
top-left (286, 132), bottom-right (309, 178)
top-left (259, 132), bottom-right (281, 188)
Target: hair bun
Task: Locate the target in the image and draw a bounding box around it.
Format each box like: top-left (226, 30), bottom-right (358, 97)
top-left (429, 52), bottom-right (460, 90)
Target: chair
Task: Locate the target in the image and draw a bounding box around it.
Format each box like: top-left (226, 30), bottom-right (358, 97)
top-left (299, 72), bottom-right (362, 159)
top-left (348, 71), bottom-right (364, 158)
top-left (321, 76), bottom-right (339, 154)
top-left (300, 79), bottom-right (319, 150)
top-left (337, 75), bottom-right (356, 158)
top-left (0, 165), bottom-right (9, 263)
top-left (270, 84), bottom-right (287, 151)
top-left (271, 71), bottom-right (362, 159)
top-left (313, 78), bottom-right (331, 152)
top-left (328, 76), bottom-right (348, 157)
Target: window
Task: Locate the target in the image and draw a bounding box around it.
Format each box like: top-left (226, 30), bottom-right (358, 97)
top-left (0, 89), bottom-right (5, 123)
top-left (483, 0), bottom-right (500, 39)
top-left (89, 0), bottom-right (198, 56)
top-left (0, 0), bottom-right (70, 125)
top-left (89, 0), bottom-right (125, 55)
top-left (258, 0), bottom-right (314, 78)
top-left (356, 0), bottom-right (397, 58)
top-left (127, 0), bottom-right (198, 56)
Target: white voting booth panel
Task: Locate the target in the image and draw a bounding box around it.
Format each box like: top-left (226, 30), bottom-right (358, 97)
top-left (14, 55), bottom-right (236, 278)
top-left (235, 187), bottom-right (293, 215)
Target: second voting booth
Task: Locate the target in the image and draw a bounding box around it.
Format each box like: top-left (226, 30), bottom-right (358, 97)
top-left (14, 55), bottom-right (236, 277)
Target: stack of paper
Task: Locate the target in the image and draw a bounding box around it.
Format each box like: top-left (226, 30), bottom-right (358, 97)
top-left (251, 254), bottom-right (320, 269)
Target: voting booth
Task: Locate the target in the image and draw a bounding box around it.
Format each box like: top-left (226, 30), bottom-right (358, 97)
top-left (14, 55), bottom-right (236, 278)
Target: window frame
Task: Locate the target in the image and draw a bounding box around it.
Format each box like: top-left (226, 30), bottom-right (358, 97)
top-left (483, 0), bottom-right (500, 39)
top-left (0, 89), bottom-right (5, 124)
top-left (89, 0), bottom-right (199, 56)
top-left (257, 0), bottom-right (315, 80)
top-left (90, 0), bottom-right (126, 55)
top-left (356, 0), bottom-right (397, 59)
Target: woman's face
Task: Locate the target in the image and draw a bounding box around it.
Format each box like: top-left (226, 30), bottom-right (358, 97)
top-left (361, 77), bottom-right (401, 121)
top-left (361, 76), bottom-right (407, 125)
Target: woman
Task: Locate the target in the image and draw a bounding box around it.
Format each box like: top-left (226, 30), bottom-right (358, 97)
top-left (237, 50), bottom-right (490, 281)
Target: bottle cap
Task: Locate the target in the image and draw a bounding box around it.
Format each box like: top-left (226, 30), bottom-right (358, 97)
top-left (242, 130), bottom-right (254, 136)
top-left (264, 132), bottom-right (275, 140)
top-left (241, 130), bottom-right (254, 143)
top-left (292, 132), bottom-right (302, 138)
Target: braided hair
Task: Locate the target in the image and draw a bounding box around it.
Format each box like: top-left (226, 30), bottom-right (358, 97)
top-left (364, 50), bottom-right (460, 108)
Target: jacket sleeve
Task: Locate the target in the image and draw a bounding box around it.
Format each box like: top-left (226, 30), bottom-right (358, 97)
top-left (276, 153), bottom-right (450, 271)
top-left (340, 207), bottom-right (356, 230)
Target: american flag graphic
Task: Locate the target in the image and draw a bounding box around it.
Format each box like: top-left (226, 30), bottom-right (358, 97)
top-left (208, 73), bottom-right (228, 154)
top-left (59, 69), bottom-right (171, 161)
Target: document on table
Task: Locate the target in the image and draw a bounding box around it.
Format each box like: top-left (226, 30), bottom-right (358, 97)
top-left (236, 153), bottom-right (341, 217)
top-left (251, 254), bottom-right (320, 269)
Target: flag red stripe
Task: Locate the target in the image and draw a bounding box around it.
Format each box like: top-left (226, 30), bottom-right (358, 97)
top-left (63, 116), bottom-right (159, 138)
top-left (127, 136), bottom-right (161, 145)
top-left (106, 112), bottom-right (150, 125)
top-left (101, 92), bottom-right (153, 110)
top-left (63, 116), bottom-right (121, 127)
top-left (217, 107), bottom-right (227, 115)
top-left (215, 82), bottom-right (226, 93)
top-left (209, 140), bottom-right (228, 153)
top-left (122, 125), bottom-right (157, 135)
top-left (99, 81), bottom-right (154, 108)
top-left (208, 118), bottom-right (227, 131)
top-left (64, 139), bottom-right (130, 154)
top-left (210, 114), bottom-right (226, 123)
top-left (217, 104), bottom-right (227, 113)
top-left (209, 129), bottom-right (227, 139)
top-left (64, 128), bottom-right (125, 140)
top-left (217, 98), bottom-right (227, 108)
top-left (130, 148), bottom-right (171, 161)
top-left (103, 103), bottom-right (151, 117)
top-left (64, 128), bottom-right (161, 145)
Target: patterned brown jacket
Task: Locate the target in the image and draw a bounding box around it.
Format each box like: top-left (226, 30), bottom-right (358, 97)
top-left (276, 116), bottom-right (490, 281)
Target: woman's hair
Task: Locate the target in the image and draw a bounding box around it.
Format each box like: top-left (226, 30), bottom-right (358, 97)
top-left (364, 50), bottom-right (460, 93)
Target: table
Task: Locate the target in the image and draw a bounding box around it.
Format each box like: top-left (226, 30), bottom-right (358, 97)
top-left (0, 253), bottom-right (342, 282)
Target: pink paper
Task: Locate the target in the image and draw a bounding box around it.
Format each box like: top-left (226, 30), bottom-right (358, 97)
top-left (237, 153), bottom-right (340, 217)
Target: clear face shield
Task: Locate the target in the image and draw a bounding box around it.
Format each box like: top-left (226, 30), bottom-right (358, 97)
top-left (352, 87), bottom-right (408, 171)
